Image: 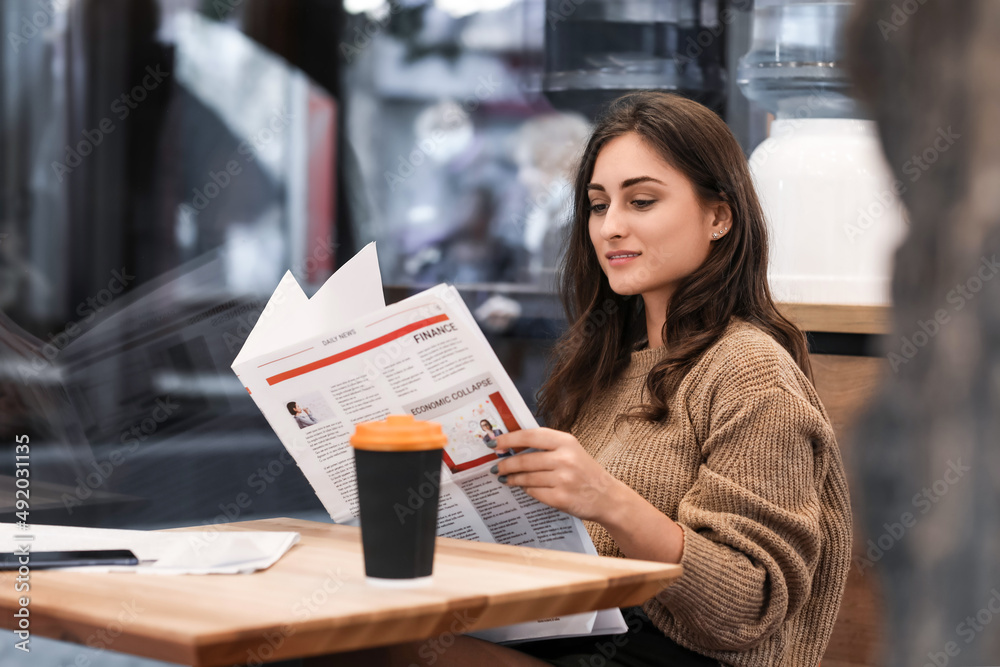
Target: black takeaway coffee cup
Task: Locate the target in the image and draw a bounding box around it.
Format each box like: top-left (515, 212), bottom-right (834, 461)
top-left (350, 414), bottom-right (446, 586)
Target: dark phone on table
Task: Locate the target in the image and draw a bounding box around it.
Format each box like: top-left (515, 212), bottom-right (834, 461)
top-left (0, 549), bottom-right (139, 569)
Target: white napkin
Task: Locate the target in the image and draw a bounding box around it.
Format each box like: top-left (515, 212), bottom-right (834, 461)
top-left (0, 523), bottom-right (300, 574)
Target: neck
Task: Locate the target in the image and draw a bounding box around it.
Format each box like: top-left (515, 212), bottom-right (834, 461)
top-left (641, 291), bottom-right (670, 349)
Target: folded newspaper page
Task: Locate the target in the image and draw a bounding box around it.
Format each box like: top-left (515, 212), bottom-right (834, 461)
top-left (231, 243), bottom-right (627, 642)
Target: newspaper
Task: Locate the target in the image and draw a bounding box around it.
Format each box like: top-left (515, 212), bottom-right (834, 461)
top-left (230, 243), bottom-right (627, 642)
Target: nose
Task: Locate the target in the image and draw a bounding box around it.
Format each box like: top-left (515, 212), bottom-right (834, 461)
top-left (598, 202), bottom-right (627, 241)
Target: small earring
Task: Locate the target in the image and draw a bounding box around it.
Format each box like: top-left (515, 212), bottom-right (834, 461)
top-left (712, 232), bottom-right (719, 239)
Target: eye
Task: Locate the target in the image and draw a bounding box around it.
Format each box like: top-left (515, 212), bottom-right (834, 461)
top-left (631, 199), bottom-right (656, 209)
top-left (588, 202), bottom-right (608, 214)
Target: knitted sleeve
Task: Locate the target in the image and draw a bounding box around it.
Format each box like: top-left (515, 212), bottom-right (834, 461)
top-left (654, 380), bottom-right (833, 652)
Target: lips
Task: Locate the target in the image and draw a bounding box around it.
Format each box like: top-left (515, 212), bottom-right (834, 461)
top-left (606, 250), bottom-right (641, 267)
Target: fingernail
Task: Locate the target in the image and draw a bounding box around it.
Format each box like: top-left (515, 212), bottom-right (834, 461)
top-left (497, 475), bottom-right (507, 483)
top-left (489, 464), bottom-right (498, 474)
top-left (486, 441), bottom-right (496, 448)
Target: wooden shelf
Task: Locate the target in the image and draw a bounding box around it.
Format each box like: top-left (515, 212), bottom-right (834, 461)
top-left (777, 303), bottom-right (891, 335)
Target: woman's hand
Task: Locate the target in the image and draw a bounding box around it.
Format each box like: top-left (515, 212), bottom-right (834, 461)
top-left (493, 427), bottom-right (685, 563)
top-left (491, 428), bottom-right (624, 523)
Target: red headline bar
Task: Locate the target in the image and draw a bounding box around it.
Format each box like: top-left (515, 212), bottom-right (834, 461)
top-left (266, 313), bottom-right (450, 385)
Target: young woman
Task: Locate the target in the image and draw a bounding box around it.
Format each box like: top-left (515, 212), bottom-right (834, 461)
top-left (480, 418), bottom-right (505, 444)
top-left (339, 92), bottom-right (852, 667)
top-left (493, 91), bottom-right (853, 666)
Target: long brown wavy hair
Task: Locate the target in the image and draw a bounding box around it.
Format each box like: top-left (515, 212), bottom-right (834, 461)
top-left (537, 91), bottom-right (812, 430)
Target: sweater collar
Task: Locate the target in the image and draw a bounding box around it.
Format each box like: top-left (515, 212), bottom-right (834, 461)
top-left (625, 343), bottom-right (672, 379)
top-left (624, 317), bottom-right (749, 379)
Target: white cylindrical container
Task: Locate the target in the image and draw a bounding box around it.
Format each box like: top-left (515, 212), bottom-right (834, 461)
top-left (750, 118), bottom-right (908, 305)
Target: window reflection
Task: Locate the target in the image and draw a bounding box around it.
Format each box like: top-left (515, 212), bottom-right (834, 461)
top-left (0, 0), bottom-right (340, 532)
top-left (0, 1), bottom-right (750, 539)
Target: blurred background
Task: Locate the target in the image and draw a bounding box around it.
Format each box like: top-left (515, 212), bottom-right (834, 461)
top-left (0, 0), bottom-right (779, 534)
top-left (5, 1), bottom-right (995, 666)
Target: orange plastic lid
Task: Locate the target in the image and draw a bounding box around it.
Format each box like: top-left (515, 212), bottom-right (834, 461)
top-left (350, 414), bottom-right (447, 452)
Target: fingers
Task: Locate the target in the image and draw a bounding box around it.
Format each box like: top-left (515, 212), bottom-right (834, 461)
top-left (494, 451), bottom-right (557, 475)
top-left (495, 427), bottom-right (563, 452)
top-left (497, 471), bottom-right (558, 488)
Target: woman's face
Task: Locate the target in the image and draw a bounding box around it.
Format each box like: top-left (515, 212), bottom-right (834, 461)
top-left (480, 421), bottom-right (491, 432)
top-left (587, 132), bottom-right (728, 305)
top-left (292, 404), bottom-right (302, 414)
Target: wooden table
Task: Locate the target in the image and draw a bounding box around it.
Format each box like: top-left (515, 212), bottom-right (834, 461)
top-left (0, 517), bottom-right (681, 666)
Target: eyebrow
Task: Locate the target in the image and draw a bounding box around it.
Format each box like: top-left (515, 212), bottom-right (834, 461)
top-left (586, 176), bottom-right (666, 192)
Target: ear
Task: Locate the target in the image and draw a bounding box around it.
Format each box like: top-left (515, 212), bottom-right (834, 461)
top-left (707, 197), bottom-right (732, 240)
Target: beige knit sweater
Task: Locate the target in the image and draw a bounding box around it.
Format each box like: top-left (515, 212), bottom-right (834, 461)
top-left (572, 317), bottom-right (852, 667)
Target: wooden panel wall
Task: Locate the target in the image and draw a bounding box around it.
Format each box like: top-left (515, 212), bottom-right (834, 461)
top-left (810, 353), bottom-right (887, 667)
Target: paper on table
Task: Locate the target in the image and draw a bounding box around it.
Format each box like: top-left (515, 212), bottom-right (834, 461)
top-left (232, 242), bottom-right (384, 367)
top-left (0, 524), bottom-right (300, 575)
top-left (469, 607), bottom-right (629, 644)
